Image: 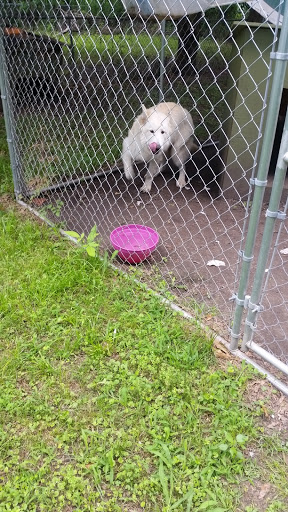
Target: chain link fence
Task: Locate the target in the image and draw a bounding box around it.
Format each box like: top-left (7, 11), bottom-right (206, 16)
top-left (1, 1), bottom-right (288, 388)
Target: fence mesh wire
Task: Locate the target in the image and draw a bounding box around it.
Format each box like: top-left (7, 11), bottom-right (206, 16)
top-left (1, 1), bottom-right (288, 377)
top-left (254, 197), bottom-right (288, 365)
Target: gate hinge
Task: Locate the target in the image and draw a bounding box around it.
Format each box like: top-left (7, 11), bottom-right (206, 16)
top-left (229, 294), bottom-right (251, 308)
top-left (238, 250), bottom-right (253, 262)
top-left (270, 52), bottom-right (288, 61)
top-left (247, 298), bottom-right (264, 313)
top-left (245, 319), bottom-right (257, 331)
top-left (266, 209), bottom-right (287, 220)
top-left (229, 327), bottom-right (241, 340)
top-left (250, 178), bottom-right (267, 187)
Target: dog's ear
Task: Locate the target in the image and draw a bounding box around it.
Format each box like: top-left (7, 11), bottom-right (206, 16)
top-left (138, 104), bottom-right (148, 125)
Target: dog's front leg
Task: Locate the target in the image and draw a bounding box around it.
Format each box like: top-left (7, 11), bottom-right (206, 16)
top-left (122, 137), bottom-right (135, 180)
top-left (176, 166), bottom-right (187, 189)
top-left (141, 158), bottom-right (163, 193)
top-left (171, 146), bottom-right (188, 189)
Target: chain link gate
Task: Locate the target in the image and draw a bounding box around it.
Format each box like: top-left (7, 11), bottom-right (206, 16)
top-left (1, 1), bottom-right (288, 387)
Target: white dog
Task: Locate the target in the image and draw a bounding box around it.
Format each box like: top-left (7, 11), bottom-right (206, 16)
top-left (122, 102), bottom-right (195, 193)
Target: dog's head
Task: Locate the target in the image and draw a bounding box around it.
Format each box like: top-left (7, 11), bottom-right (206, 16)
top-left (139, 105), bottom-right (171, 154)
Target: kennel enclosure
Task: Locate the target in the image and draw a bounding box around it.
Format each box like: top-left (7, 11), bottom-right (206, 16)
top-left (1, 0), bottom-right (288, 390)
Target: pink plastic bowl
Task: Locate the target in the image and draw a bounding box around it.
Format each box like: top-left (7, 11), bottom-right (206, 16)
top-left (110, 224), bottom-right (159, 264)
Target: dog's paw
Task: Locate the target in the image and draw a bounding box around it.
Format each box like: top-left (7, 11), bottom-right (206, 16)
top-left (176, 178), bottom-right (186, 189)
top-left (124, 168), bottom-right (135, 180)
top-left (140, 182), bottom-right (152, 194)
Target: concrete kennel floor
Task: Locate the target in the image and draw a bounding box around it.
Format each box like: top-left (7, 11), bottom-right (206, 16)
top-left (43, 166), bottom-right (288, 366)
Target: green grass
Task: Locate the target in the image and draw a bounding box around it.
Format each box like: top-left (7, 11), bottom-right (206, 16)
top-left (50, 30), bottom-right (179, 66)
top-left (75, 32), bottom-right (177, 65)
top-left (0, 205), bottom-right (287, 511)
top-left (53, 30), bottom-right (231, 71)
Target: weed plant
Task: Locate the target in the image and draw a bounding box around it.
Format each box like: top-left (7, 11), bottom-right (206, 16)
top-left (0, 207), bottom-right (287, 511)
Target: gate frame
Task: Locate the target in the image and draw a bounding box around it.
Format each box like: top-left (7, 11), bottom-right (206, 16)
top-left (230, 0), bottom-right (288, 356)
top-left (0, 20), bottom-right (24, 197)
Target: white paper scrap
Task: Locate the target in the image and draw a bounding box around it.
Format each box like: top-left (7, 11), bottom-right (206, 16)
top-left (207, 260), bottom-right (226, 267)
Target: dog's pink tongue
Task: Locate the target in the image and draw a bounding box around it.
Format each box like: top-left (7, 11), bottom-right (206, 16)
top-left (149, 142), bottom-right (158, 153)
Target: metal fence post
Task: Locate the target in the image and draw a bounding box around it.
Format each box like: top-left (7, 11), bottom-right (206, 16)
top-left (229, 0), bottom-right (288, 351)
top-left (241, 105), bottom-right (288, 351)
top-left (0, 22), bottom-right (25, 197)
top-left (159, 19), bottom-right (166, 103)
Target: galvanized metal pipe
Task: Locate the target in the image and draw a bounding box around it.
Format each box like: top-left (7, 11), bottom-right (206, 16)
top-left (232, 28), bottom-right (278, 290)
top-left (241, 105), bottom-right (288, 350)
top-left (230, 1), bottom-right (288, 350)
top-left (244, 340), bottom-right (288, 377)
top-left (0, 23), bottom-right (24, 197)
top-left (159, 19), bottom-right (166, 103)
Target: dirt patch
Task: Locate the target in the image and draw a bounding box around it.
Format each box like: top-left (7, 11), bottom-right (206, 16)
top-left (247, 378), bottom-right (288, 434)
top-left (37, 166), bottom-right (288, 359)
top-left (5, 172), bottom-right (288, 389)
top-left (239, 380), bottom-right (288, 511)
top-left (239, 480), bottom-right (284, 511)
